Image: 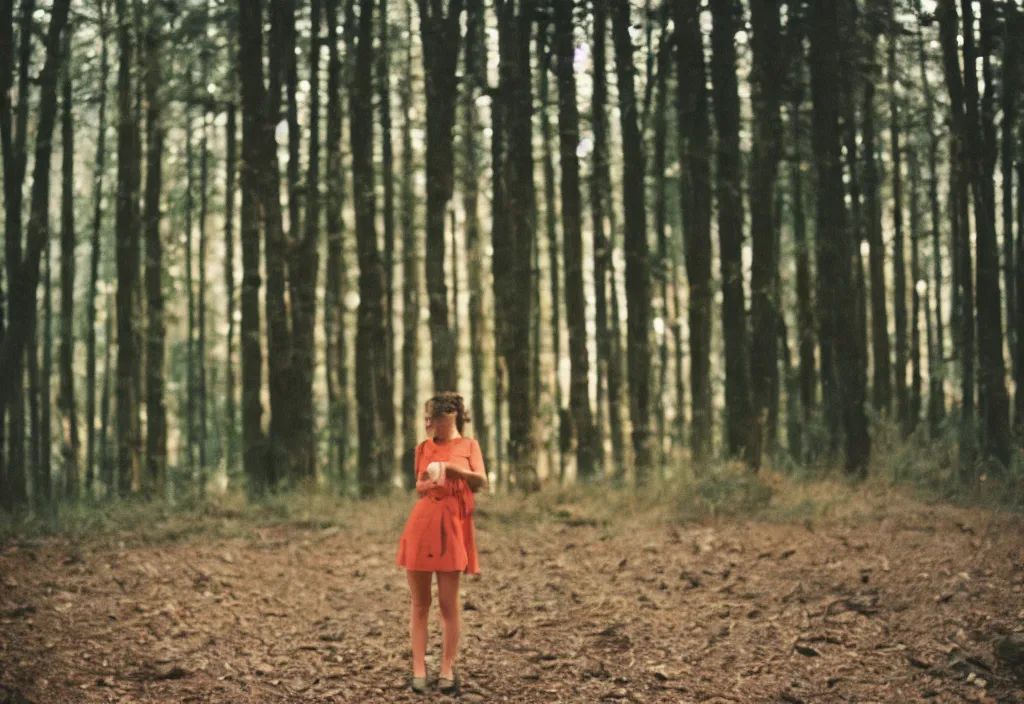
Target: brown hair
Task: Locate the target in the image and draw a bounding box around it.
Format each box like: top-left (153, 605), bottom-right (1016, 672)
top-left (429, 392), bottom-right (471, 433)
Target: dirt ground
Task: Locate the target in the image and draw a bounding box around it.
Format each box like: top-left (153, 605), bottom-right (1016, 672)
top-left (1, 486), bottom-right (1023, 703)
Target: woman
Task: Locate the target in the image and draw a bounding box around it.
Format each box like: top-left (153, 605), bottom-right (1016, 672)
top-left (396, 393), bottom-right (488, 694)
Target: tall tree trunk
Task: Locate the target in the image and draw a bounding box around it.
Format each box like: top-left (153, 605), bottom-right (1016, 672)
top-left (748, 0), bottom-right (783, 470)
top-left (417, 0), bottom-right (463, 392)
top-left (554, 0), bottom-right (595, 481)
top-left (709, 0), bottom-right (752, 460)
top-left (590, 0), bottom-right (611, 474)
top-left (538, 16), bottom-right (563, 481)
top-left (100, 291), bottom-right (113, 491)
top-left (325, 0), bottom-right (349, 483)
top-left (143, 2), bottom-right (165, 498)
top-left (841, 0), bottom-right (868, 438)
top-left (1014, 2), bottom-right (1024, 434)
top-left (676, 0), bottom-right (713, 463)
top-left (198, 56), bottom-right (210, 484)
top-left (263, 0), bottom-right (294, 486)
top-left (937, 0), bottom-right (975, 456)
top-left (610, 0), bottom-right (652, 482)
top-left (915, 0), bottom-right (945, 429)
top-left (909, 144), bottom-right (923, 431)
top-left (463, 0), bottom-right (489, 478)
top-left (287, 0), bottom-right (323, 483)
top-left (863, 12), bottom-right (891, 415)
top-left (785, 4), bottom-right (815, 451)
top-left (652, 11), bottom-right (670, 475)
top-left (3, 0), bottom-right (72, 507)
top-left (0, 0), bottom-right (13, 512)
top-left (1, 0), bottom-right (37, 511)
top-left (185, 108), bottom-right (196, 475)
top-left (1002, 0), bottom-right (1018, 406)
top-left (959, 0), bottom-right (1010, 467)
top-left (809, 0), bottom-right (870, 474)
top-left (398, 0), bottom-right (418, 488)
top-left (378, 0), bottom-right (395, 460)
top-left (115, 0), bottom-right (142, 496)
top-left (84, 0), bottom-right (110, 499)
top-left (238, 0), bottom-right (268, 494)
top-left (59, 28), bottom-right (79, 501)
top-left (349, 0), bottom-right (392, 492)
top-left (889, 10), bottom-right (909, 434)
top-left (41, 222), bottom-right (53, 514)
top-left (224, 95), bottom-right (238, 477)
top-left (32, 254), bottom-right (47, 514)
top-left (494, 0), bottom-right (538, 491)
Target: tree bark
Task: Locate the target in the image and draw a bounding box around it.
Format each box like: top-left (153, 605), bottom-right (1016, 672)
top-left (349, 0), bottom-right (393, 492)
top-left (675, 0), bottom-right (713, 464)
top-left (936, 0), bottom-right (975, 456)
top-left (863, 6), bottom-right (891, 415)
top-left (537, 16), bottom-right (563, 481)
top-left (238, 0), bottom-right (268, 494)
top-left (958, 0), bottom-right (1010, 467)
top-left (417, 0), bottom-right (463, 392)
top-left (888, 8), bottom-right (909, 434)
top-left (83, 0), bottom-right (110, 499)
top-left (115, 0), bottom-right (142, 496)
top-left (397, 0), bottom-right (418, 488)
top-left (609, 0), bottom-right (651, 483)
top-left (288, 0), bottom-right (323, 483)
top-left (590, 0), bottom-right (611, 474)
top-left (652, 10), bottom-right (670, 475)
top-left (378, 0), bottom-right (396, 460)
top-left (809, 0), bottom-right (870, 474)
top-left (748, 0), bottom-right (783, 470)
top-left (198, 48), bottom-right (210, 482)
top-left (185, 107), bottom-right (196, 475)
top-left (463, 0), bottom-right (489, 479)
top-left (494, 0), bottom-right (538, 491)
top-left (914, 0), bottom-right (945, 430)
top-left (325, 0), bottom-right (349, 483)
top-left (709, 0), bottom-right (752, 460)
top-left (224, 94), bottom-right (238, 475)
top-left (143, 0), bottom-right (166, 498)
top-left (59, 26), bottom-right (79, 501)
top-left (0, 0), bottom-right (36, 511)
top-left (1001, 1), bottom-right (1016, 383)
top-left (554, 0), bottom-right (595, 481)
top-left (909, 144), bottom-right (923, 431)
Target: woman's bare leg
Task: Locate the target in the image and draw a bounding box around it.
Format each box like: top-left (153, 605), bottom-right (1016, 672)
top-left (437, 571), bottom-right (462, 679)
top-left (406, 570), bottom-right (432, 678)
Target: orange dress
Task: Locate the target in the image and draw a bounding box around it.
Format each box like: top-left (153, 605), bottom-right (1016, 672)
top-left (396, 437), bottom-right (484, 575)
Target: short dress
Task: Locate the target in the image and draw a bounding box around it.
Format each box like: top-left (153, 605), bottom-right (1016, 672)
top-left (396, 437), bottom-right (484, 575)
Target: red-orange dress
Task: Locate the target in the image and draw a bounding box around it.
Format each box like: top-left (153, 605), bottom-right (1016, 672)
top-left (396, 437), bottom-right (484, 575)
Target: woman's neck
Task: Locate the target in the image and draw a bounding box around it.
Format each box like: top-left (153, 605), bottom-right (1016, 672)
top-left (433, 432), bottom-right (462, 443)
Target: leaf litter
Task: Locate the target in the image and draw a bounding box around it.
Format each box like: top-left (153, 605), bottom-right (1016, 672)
top-left (0, 495), bottom-right (1023, 703)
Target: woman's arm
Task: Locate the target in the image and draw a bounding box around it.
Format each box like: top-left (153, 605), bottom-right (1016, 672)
top-left (446, 441), bottom-right (488, 492)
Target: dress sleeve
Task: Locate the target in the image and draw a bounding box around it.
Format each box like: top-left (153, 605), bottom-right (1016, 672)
top-left (469, 439), bottom-right (486, 477)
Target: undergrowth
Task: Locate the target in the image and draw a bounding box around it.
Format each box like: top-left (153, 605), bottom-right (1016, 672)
top-left (2, 423), bottom-right (1021, 545)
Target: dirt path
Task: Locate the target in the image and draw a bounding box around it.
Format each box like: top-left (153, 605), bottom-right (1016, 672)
top-left (1, 494), bottom-right (1023, 703)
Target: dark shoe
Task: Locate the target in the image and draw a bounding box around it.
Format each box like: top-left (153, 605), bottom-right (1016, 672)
top-left (438, 674), bottom-right (459, 694)
top-left (410, 676), bottom-right (428, 694)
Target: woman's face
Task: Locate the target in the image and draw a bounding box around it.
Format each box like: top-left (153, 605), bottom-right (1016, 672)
top-left (431, 411), bottom-right (458, 439)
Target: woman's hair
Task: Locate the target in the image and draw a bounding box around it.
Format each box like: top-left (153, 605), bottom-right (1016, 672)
top-left (429, 392), bottom-right (471, 433)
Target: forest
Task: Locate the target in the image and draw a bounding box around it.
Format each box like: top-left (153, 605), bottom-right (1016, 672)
top-left (2, 1), bottom-right (1024, 701)
top-left (0, 0), bottom-right (1021, 511)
